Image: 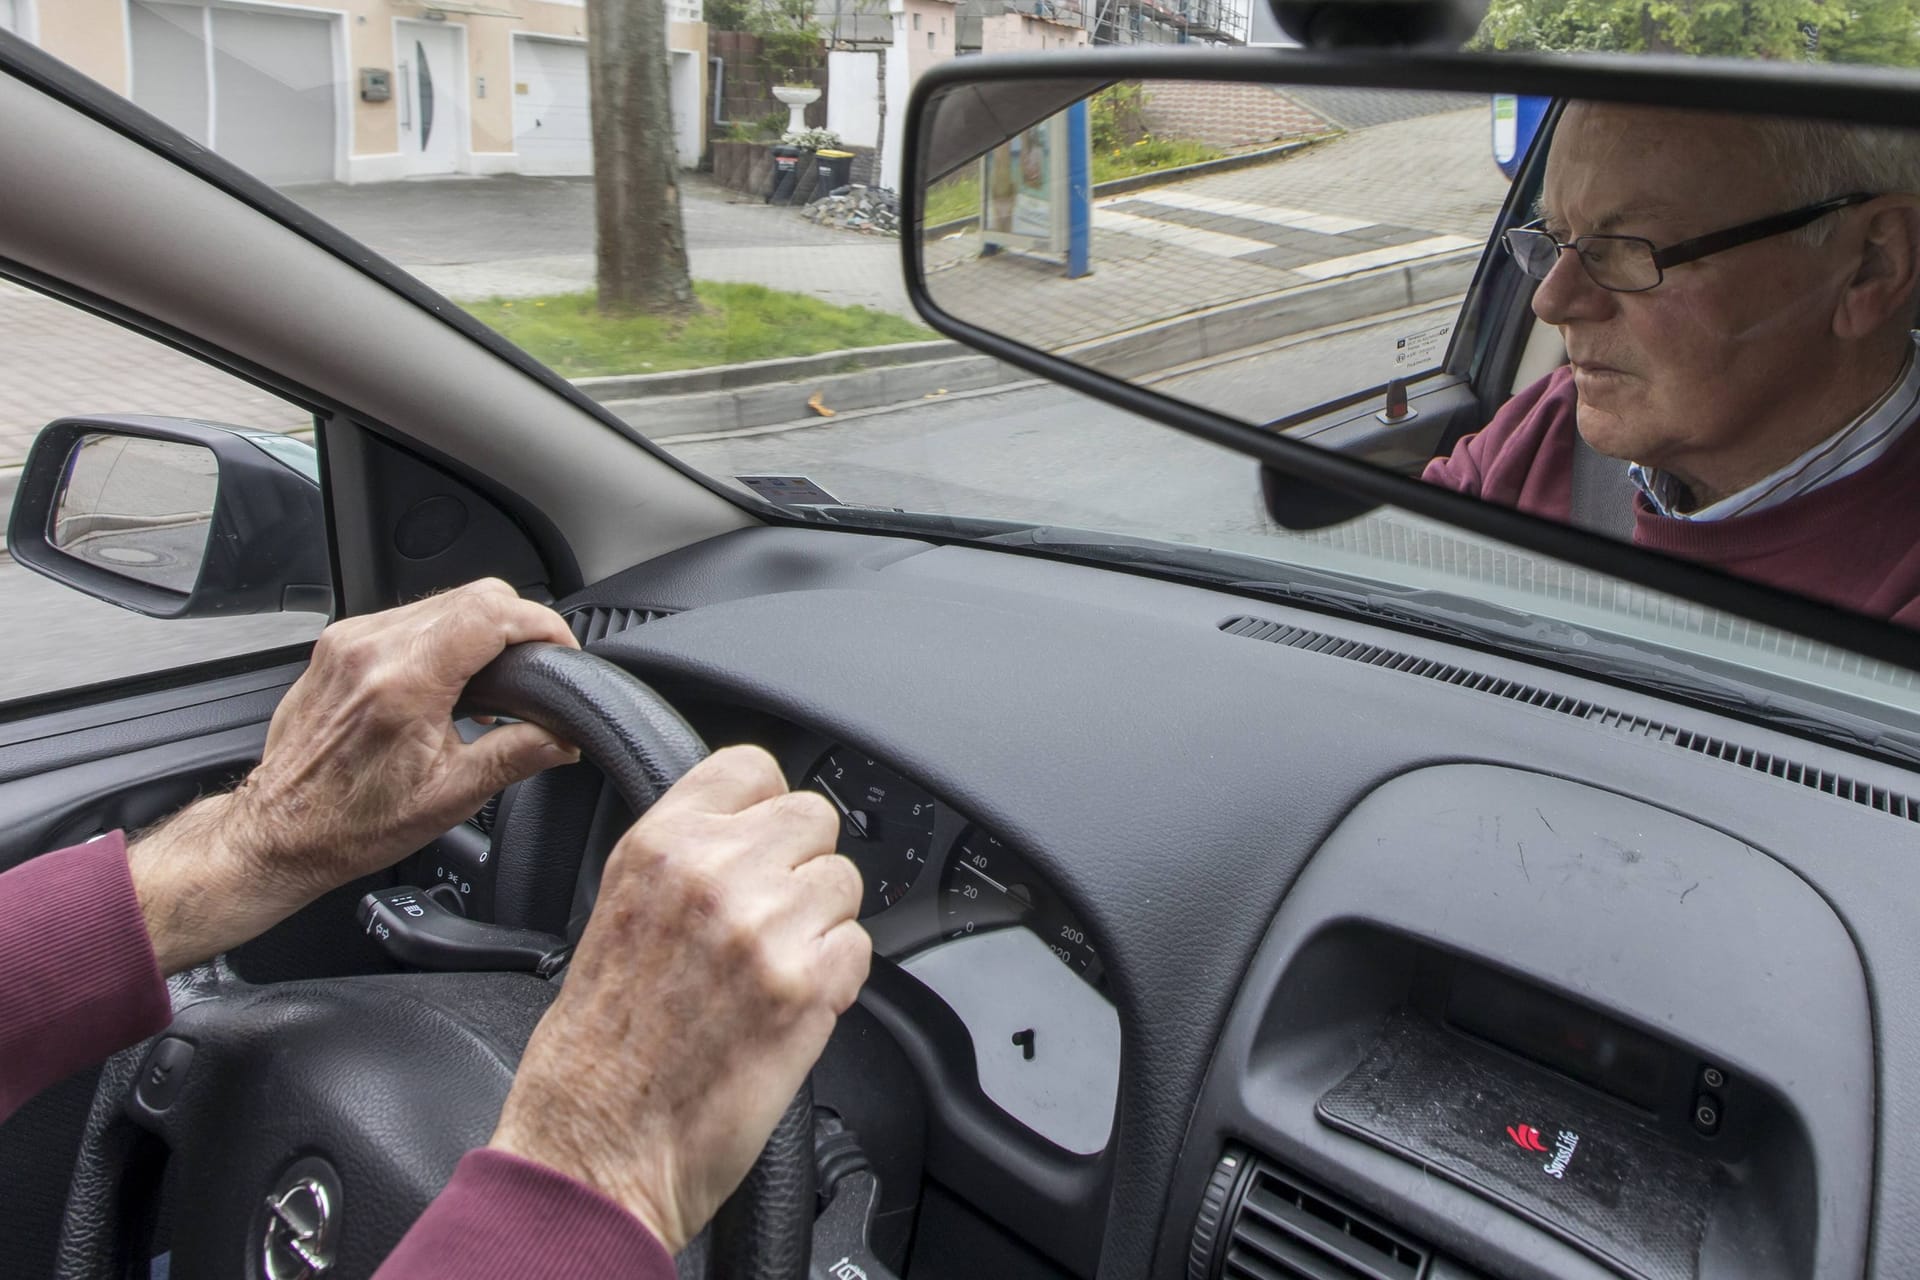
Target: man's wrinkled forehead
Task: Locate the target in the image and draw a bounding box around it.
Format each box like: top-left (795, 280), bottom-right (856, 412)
top-left (1540, 102), bottom-right (1770, 231)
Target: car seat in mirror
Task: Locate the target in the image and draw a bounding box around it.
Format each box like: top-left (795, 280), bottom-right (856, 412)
top-left (908, 65), bottom-right (1920, 633)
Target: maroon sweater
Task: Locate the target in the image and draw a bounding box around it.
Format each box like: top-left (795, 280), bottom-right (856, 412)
top-left (1423, 366), bottom-right (1920, 627)
top-left (0, 834), bottom-right (674, 1280)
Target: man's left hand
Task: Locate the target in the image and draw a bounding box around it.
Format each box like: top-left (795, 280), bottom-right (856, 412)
top-left (128, 579), bottom-right (581, 973)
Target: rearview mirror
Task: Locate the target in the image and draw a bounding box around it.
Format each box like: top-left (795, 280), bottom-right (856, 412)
top-left (906, 56), bottom-right (1920, 649)
top-left (8, 415), bottom-right (332, 619)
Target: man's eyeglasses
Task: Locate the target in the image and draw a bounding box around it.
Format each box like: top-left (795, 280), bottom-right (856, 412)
top-left (1503, 192), bottom-right (1878, 292)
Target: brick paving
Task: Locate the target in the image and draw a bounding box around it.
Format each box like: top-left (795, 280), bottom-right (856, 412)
top-left (0, 280), bottom-right (312, 473)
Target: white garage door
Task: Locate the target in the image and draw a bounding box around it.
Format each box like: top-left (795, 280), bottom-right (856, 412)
top-left (129, 2), bottom-right (338, 186)
top-left (514, 37), bottom-right (591, 175)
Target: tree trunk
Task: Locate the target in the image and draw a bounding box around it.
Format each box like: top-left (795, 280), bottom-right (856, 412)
top-left (588, 0), bottom-right (697, 316)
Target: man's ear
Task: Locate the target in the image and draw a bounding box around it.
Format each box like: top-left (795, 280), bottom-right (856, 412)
top-left (1834, 199), bottom-right (1920, 340)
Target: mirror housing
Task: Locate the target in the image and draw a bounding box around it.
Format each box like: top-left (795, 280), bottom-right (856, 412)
top-left (7, 415), bottom-right (332, 619)
top-left (1269, 0), bottom-right (1490, 49)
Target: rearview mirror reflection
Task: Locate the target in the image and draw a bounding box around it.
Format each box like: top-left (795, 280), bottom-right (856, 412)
top-left (914, 79), bottom-right (1920, 629)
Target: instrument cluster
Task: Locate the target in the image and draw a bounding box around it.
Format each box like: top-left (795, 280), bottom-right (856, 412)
top-left (797, 744), bottom-right (1106, 990)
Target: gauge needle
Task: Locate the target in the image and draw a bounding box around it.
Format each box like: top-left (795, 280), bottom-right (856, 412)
top-left (959, 860), bottom-right (1012, 894)
top-left (815, 778), bottom-right (871, 840)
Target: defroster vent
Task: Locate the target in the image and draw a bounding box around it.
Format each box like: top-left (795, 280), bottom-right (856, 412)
top-left (1221, 615), bottom-right (1920, 826)
top-left (1192, 1151), bottom-right (1429, 1280)
top-left (565, 605), bottom-right (674, 646)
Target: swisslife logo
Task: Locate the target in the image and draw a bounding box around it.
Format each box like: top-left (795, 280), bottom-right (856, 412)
top-left (1507, 1122), bottom-right (1580, 1178)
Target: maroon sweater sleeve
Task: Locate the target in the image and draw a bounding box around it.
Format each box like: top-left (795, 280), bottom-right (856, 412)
top-left (1421, 366), bottom-right (1580, 523)
top-left (374, 1149), bottom-right (676, 1280)
top-left (0, 832), bottom-right (171, 1121)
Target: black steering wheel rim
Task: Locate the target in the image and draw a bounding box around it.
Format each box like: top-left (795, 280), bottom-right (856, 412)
top-left (53, 643), bottom-right (815, 1280)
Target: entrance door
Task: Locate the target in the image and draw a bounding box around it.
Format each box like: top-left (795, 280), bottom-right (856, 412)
top-left (397, 20), bottom-right (463, 175)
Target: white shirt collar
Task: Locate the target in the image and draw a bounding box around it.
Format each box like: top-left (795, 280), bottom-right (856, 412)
top-left (1629, 335), bottom-right (1920, 521)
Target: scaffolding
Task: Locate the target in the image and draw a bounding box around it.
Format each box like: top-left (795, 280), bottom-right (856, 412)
top-left (1090, 0), bottom-right (1248, 44)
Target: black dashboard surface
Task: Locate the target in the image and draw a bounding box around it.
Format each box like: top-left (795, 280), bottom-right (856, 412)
top-left (557, 524), bottom-right (1920, 1280)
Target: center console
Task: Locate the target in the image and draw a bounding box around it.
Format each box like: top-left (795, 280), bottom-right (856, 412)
top-left (1160, 765), bottom-right (1872, 1280)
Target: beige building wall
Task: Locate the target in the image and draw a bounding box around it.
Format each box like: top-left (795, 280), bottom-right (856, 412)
top-left (902, 0), bottom-right (956, 80)
top-left (979, 12), bottom-right (1088, 53)
top-left (33, 0), bottom-right (127, 94)
top-left (25, 0), bottom-right (706, 182)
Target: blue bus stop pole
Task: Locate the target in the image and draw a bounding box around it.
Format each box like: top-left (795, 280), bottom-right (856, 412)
top-left (1066, 100), bottom-right (1091, 279)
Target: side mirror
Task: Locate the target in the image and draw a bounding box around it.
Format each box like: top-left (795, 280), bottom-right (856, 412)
top-left (7, 415), bottom-right (332, 619)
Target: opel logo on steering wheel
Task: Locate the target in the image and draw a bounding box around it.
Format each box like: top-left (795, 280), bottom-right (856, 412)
top-left (260, 1166), bottom-right (339, 1279)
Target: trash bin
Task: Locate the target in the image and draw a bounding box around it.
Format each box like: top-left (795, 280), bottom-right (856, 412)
top-left (766, 144), bottom-right (802, 205)
top-left (815, 149), bottom-right (856, 196)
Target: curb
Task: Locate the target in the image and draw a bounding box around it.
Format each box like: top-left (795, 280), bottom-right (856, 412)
top-left (1087, 134), bottom-right (1331, 199)
top-left (923, 135), bottom-right (1331, 237)
top-left (601, 351), bottom-right (1025, 436)
top-left (1061, 248), bottom-right (1478, 380)
top-left (572, 339), bottom-right (964, 400)
top-left (596, 248), bottom-right (1471, 437)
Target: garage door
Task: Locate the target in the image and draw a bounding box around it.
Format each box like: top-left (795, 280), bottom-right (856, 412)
top-left (129, 2), bottom-right (338, 186)
top-left (514, 37), bottom-right (591, 175)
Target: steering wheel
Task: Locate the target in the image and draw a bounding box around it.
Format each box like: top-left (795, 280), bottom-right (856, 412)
top-left (52, 643), bottom-right (816, 1280)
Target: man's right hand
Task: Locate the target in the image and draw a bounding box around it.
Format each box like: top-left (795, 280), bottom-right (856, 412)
top-left (488, 745), bottom-right (871, 1254)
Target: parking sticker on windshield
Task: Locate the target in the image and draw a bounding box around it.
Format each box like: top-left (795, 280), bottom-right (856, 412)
top-left (1394, 322), bottom-right (1452, 369)
top-left (737, 475), bottom-right (841, 508)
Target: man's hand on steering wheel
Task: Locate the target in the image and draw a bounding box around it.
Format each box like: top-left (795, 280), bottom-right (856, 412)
top-left (46, 579), bottom-right (873, 1277)
top-left (126, 578), bottom-right (581, 974)
top-left (491, 745), bottom-right (871, 1254)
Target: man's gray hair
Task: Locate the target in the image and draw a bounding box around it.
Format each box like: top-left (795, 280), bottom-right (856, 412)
top-left (1753, 116), bottom-right (1920, 241)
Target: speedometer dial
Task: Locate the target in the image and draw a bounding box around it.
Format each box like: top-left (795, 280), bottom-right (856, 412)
top-left (805, 749), bottom-right (937, 917)
top-left (941, 829), bottom-right (1103, 986)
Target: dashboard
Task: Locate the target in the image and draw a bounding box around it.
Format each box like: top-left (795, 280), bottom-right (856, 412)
top-left (473, 524), bottom-right (1920, 1280)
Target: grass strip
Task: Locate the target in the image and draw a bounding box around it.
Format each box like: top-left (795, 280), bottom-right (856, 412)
top-left (464, 282), bottom-right (932, 378)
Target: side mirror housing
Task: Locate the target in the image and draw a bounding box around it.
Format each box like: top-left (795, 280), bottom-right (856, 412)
top-left (6, 415), bottom-right (332, 619)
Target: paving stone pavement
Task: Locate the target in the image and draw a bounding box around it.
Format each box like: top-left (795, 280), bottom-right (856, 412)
top-left (0, 279), bottom-right (313, 474)
top-left (923, 105), bottom-right (1509, 353)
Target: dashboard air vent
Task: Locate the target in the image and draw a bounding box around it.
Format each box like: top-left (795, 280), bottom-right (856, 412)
top-left (1193, 1150), bottom-right (1429, 1280)
top-left (565, 605), bottom-right (674, 646)
top-left (1220, 615), bottom-right (1920, 826)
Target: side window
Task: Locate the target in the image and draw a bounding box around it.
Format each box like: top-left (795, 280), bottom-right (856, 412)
top-left (0, 279), bottom-right (328, 707)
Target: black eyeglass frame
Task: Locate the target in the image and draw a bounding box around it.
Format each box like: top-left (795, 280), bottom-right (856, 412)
top-left (1504, 191), bottom-right (1879, 292)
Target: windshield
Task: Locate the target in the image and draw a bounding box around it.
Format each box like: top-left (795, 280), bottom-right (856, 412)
top-left (9, 1), bottom-right (1920, 741)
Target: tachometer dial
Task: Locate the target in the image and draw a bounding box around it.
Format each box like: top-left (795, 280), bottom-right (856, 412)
top-left (806, 749), bottom-right (937, 917)
top-left (941, 829), bottom-right (1103, 985)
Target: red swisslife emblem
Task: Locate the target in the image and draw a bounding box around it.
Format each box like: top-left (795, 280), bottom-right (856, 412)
top-left (1507, 1123), bottom-right (1550, 1153)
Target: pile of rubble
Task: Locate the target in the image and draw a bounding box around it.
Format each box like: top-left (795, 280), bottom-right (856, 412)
top-left (802, 185), bottom-right (901, 236)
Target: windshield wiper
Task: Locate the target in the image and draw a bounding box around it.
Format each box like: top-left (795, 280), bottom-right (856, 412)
top-left (801, 511), bottom-right (1920, 767)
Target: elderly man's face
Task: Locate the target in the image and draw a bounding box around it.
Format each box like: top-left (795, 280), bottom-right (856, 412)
top-left (1535, 105), bottom-right (1856, 479)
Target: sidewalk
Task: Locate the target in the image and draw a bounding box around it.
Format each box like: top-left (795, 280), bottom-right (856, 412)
top-left (0, 108), bottom-right (1509, 476)
top-left (923, 105), bottom-right (1506, 352)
